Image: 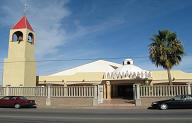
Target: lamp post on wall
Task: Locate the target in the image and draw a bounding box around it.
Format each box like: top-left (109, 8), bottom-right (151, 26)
top-left (62, 80), bottom-right (68, 97)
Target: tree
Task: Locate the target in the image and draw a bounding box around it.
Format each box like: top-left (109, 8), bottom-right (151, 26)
top-left (149, 30), bottom-right (184, 85)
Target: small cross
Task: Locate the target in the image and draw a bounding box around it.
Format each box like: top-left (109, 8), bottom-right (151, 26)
top-left (24, 0), bottom-right (28, 16)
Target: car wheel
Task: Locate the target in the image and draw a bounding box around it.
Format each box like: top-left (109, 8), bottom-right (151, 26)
top-left (160, 104), bottom-right (168, 110)
top-left (14, 104), bottom-right (21, 109)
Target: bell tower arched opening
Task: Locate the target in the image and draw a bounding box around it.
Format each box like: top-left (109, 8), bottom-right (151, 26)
top-left (28, 32), bottom-right (34, 44)
top-left (12, 31), bottom-right (23, 42)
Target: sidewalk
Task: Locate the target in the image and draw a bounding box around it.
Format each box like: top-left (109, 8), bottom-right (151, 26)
top-left (37, 98), bottom-right (149, 110)
top-left (37, 105), bottom-right (148, 110)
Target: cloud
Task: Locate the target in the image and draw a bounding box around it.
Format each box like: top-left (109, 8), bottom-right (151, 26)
top-left (0, 0), bottom-right (124, 77)
top-left (65, 19), bottom-right (124, 42)
top-left (0, 0), bottom-right (70, 58)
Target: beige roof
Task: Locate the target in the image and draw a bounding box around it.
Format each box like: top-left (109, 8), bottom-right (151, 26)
top-left (50, 60), bottom-right (122, 76)
top-left (151, 70), bottom-right (192, 83)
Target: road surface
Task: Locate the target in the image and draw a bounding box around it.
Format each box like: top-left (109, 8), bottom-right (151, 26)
top-left (0, 108), bottom-right (192, 123)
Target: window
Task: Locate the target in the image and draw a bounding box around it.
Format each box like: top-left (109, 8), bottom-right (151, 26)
top-left (174, 95), bottom-right (182, 100)
top-left (12, 31), bottom-right (23, 42)
top-left (19, 96), bottom-right (27, 100)
top-left (184, 95), bottom-right (192, 100)
top-left (127, 61), bottom-right (131, 65)
top-left (28, 33), bottom-right (34, 44)
top-left (10, 97), bottom-right (17, 100)
top-left (1, 96), bottom-right (11, 100)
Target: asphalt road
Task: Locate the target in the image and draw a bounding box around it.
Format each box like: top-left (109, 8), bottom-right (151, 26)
top-left (0, 108), bottom-right (192, 123)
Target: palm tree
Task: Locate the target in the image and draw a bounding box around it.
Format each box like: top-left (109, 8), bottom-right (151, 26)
top-left (149, 30), bottom-right (184, 85)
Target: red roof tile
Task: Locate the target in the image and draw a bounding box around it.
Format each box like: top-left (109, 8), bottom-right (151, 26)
top-left (12, 16), bottom-right (34, 31)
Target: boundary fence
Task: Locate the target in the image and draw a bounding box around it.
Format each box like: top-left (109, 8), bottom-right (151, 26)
top-left (139, 84), bottom-right (192, 97)
top-left (0, 86), bottom-right (95, 97)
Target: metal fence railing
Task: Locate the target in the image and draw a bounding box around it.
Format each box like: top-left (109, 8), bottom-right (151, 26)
top-left (51, 86), bottom-right (95, 97)
top-left (0, 87), bottom-right (6, 96)
top-left (0, 86), bottom-right (95, 97)
top-left (140, 85), bottom-right (191, 97)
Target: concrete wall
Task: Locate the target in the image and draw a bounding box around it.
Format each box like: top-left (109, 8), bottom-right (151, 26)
top-left (38, 70), bottom-right (192, 86)
top-left (0, 96), bottom-right (94, 108)
top-left (141, 97), bottom-right (172, 107)
top-left (27, 97), bottom-right (94, 107)
top-left (51, 97), bottom-right (94, 107)
top-left (27, 96), bottom-right (47, 107)
top-left (38, 72), bottom-right (103, 85)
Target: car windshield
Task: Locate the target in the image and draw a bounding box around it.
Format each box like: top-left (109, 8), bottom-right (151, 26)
top-left (172, 96), bottom-right (182, 100)
top-left (1, 96), bottom-right (10, 100)
top-left (19, 96), bottom-right (28, 100)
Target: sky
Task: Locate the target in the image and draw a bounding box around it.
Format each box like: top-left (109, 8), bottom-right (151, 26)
top-left (0, 0), bottom-right (192, 84)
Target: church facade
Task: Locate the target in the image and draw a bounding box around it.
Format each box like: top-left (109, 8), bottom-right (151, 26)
top-left (2, 16), bottom-right (192, 100)
top-left (38, 59), bottom-right (192, 99)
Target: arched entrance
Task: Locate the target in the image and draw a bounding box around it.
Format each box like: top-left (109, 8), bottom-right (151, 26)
top-left (101, 80), bottom-right (137, 106)
top-left (101, 59), bottom-right (152, 106)
top-left (116, 84), bottom-right (133, 99)
top-left (103, 80), bottom-right (140, 100)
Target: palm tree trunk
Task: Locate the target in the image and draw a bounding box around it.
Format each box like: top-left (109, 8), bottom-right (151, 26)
top-left (167, 68), bottom-right (172, 85)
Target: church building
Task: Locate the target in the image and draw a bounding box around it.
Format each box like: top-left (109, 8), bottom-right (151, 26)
top-left (3, 16), bottom-right (192, 100)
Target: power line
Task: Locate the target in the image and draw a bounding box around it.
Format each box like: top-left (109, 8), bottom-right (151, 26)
top-left (0, 56), bottom-right (149, 63)
top-left (0, 54), bottom-right (191, 64)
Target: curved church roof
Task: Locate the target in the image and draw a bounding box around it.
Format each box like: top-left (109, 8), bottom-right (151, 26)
top-left (50, 60), bottom-right (122, 76)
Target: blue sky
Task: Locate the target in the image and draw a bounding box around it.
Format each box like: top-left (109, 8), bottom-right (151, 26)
top-left (0, 0), bottom-right (192, 83)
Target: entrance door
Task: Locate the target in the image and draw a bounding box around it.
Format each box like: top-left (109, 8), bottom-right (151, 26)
top-left (118, 85), bottom-right (133, 99)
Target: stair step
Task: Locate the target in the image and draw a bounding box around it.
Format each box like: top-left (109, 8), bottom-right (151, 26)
top-left (97, 99), bottom-right (135, 107)
top-left (97, 104), bottom-right (135, 107)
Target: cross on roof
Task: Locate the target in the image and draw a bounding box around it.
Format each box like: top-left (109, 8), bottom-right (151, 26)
top-left (23, 0), bottom-right (29, 16)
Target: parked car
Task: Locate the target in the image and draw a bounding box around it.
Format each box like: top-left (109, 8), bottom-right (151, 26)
top-left (151, 95), bottom-right (192, 110)
top-left (0, 96), bottom-right (36, 109)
